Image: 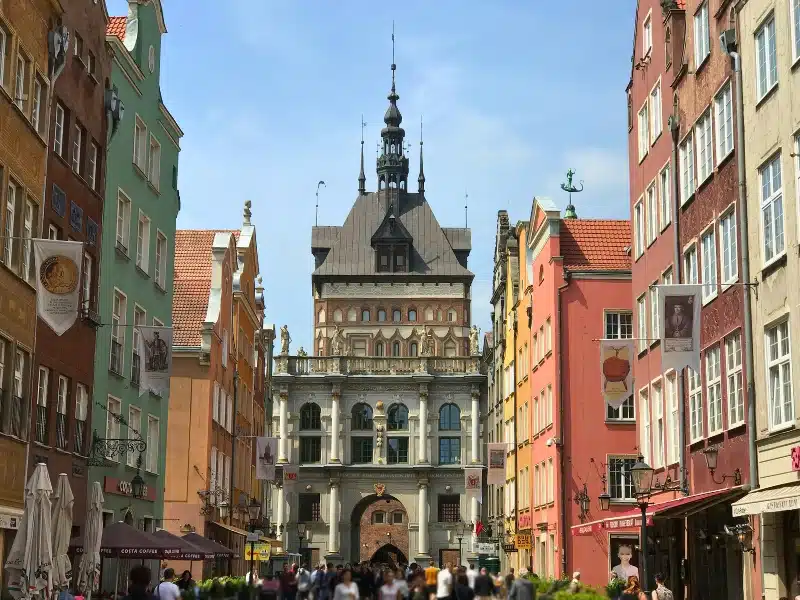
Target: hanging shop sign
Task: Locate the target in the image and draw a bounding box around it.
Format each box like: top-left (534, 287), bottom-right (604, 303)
top-left (104, 476), bottom-right (156, 501)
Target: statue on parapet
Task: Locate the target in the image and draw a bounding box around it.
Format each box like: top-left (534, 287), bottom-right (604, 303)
top-left (469, 325), bottom-right (481, 355)
top-left (280, 325), bottom-right (291, 355)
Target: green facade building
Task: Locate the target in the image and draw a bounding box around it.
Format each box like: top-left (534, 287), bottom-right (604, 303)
top-left (91, 0), bottom-right (182, 535)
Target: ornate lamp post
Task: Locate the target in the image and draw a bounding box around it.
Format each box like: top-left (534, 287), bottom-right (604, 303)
top-left (297, 522), bottom-right (307, 554)
top-left (241, 497), bottom-right (262, 594)
top-left (630, 457), bottom-right (655, 593)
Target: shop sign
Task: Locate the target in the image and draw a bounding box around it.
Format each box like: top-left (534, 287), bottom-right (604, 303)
top-left (502, 544), bottom-right (517, 553)
top-left (0, 513), bottom-right (20, 530)
top-left (514, 534), bottom-right (532, 550)
top-left (244, 543), bottom-right (271, 561)
top-left (518, 512), bottom-right (532, 529)
top-left (104, 477), bottom-right (156, 502)
top-left (472, 541), bottom-right (495, 554)
top-left (791, 446), bottom-right (800, 471)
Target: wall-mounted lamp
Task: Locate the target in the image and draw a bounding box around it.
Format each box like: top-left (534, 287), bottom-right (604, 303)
top-left (574, 483), bottom-right (591, 521)
top-left (725, 523), bottom-right (755, 554)
top-left (702, 446), bottom-right (742, 486)
top-left (598, 473), bottom-right (611, 511)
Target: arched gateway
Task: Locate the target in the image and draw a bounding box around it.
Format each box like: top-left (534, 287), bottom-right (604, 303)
top-left (350, 494), bottom-right (410, 565)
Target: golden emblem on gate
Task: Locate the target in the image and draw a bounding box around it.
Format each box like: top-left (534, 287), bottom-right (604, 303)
top-left (374, 483), bottom-right (386, 497)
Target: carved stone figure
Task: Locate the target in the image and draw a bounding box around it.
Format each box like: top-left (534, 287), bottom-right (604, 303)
top-left (331, 325), bottom-right (345, 356)
top-left (280, 325), bottom-right (291, 355)
top-left (376, 424), bottom-right (385, 449)
top-left (297, 347), bottom-right (307, 357)
top-left (469, 325), bottom-right (481, 355)
top-left (420, 326), bottom-right (435, 357)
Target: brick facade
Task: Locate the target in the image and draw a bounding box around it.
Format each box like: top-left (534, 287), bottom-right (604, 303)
top-left (358, 497), bottom-right (409, 564)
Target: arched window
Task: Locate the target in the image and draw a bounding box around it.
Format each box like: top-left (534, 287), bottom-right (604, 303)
top-left (372, 511), bottom-right (386, 524)
top-left (425, 308), bottom-right (434, 321)
top-left (375, 341), bottom-right (385, 357)
top-left (300, 403), bottom-right (321, 430)
top-left (437, 310), bottom-right (443, 321)
top-left (439, 404), bottom-right (461, 430)
top-left (333, 309), bottom-right (343, 323)
top-left (393, 309), bottom-right (402, 322)
top-left (444, 340), bottom-right (457, 357)
top-left (392, 341), bottom-right (401, 357)
top-left (317, 338), bottom-right (325, 356)
top-left (408, 309), bottom-right (417, 322)
top-left (378, 309), bottom-right (387, 322)
top-left (447, 310), bottom-right (457, 322)
top-left (361, 309), bottom-right (370, 322)
top-left (352, 403), bottom-right (373, 430)
top-left (387, 404), bottom-right (409, 430)
top-left (347, 308), bottom-right (357, 322)
top-left (318, 309), bottom-right (326, 323)
top-left (409, 342), bottom-right (418, 357)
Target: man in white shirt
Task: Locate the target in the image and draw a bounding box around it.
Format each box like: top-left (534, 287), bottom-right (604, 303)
top-left (465, 564), bottom-right (477, 590)
top-left (436, 564), bottom-right (453, 600)
top-left (153, 569), bottom-right (181, 600)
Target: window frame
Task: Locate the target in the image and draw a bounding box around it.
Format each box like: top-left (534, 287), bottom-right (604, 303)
top-left (680, 133), bottom-right (696, 205)
top-left (638, 101), bottom-right (650, 162)
top-left (54, 103), bottom-right (65, 156)
top-left (705, 346), bottom-right (723, 436)
top-left (133, 115), bottom-right (148, 171)
top-left (608, 456), bottom-right (638, 503)
top-left (766, 319), bottom-right (794, 431)
top-left (694, 1), bottom-right (710, 68)
top-left (725, 331), bottom-right (745, 428)
top-left (695, 108), bottom-right (714, 184)
top-left (760, 153), bottom-right (785, 267)
top-left (649, 80), bottom-right (662, 142)
top-left (755, 15), bottom-right (778, 101)
top-left (700, 226), bottom-right (718, 303)
top-left (659, 163), bottom-right (671, 231)
top-left (714, 81), bottom-right (734, 161)
top-left (792, 0), bottom-right (800, 64)
top-left (646, 182), bottom-right (658, 246)
top-left (689, 367), bottom-right (704, 442)
top-left (636, 294), bottom-right (647, 353)
top-left (634, 199), bottom-right (645, 259)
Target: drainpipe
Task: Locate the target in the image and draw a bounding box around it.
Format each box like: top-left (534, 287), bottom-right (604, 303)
top-left (557, 274), bottom-right (569, 576)
top-left (512, 308), bottom-right (519, 552)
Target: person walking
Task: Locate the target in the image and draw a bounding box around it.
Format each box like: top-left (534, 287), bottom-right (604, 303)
top-left (124, 566), bottom-right (155, 600)
top-left (650, 573), bottom-right (674, 600)
top-left (424, 563), bottom-right (439, 600)
top-left (464, 565), bottom-right (477, 591)
top-left (453, 574), bottom-right (474, 600)
top-left (153, 569), bottom-right (180, 600)
top-left (506, 569), bottom-right (533, 600)
top-left (473, 568), bottom-right (494, 600)
top-left (334, 569), bottom-right (360, 600)
top-left (435, 565), bottom-right (453, 600)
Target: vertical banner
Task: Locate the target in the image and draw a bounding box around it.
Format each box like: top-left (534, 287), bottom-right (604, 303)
top-left (281, 465), bottom-right (299, 485)
top-left (487, 443), bottom-right (507, 485)
top-left (465, 468), bottom-right (482, 504)
top-left (256, 437), bottom-right (278, 480)
top-left (137, 326), bottom-right (173, 397)
top-left (34, 239), bottom-right (83, 335)
top-left (659, 284), bottom-right (702, 373)
top-left (600, 339), bottom-right (635, 409)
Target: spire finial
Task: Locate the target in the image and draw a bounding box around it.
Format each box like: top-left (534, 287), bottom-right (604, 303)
top-left (315, 181), bottom-right (326, 226)
top-left (560, 168), bottom-right (584, 219)
top-left (358, 115), bottom-right (367, 194)
top-left (465, 191), bottom-right (469, 228)
top-left (417, 115), bottom-right (425, 194)
top-left (391, 21), bottom-right (396, 90)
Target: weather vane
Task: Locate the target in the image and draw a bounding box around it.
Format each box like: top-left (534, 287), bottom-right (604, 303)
top-left (560, 169), bottom-right (583, 219)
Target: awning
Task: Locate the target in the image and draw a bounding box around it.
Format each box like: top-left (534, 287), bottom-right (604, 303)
top-left (211, 522), bottom-right (283, 547)
top-left (571, 486), bottom-right (746, 536)
top-left (732, 482), bottom-right (800, 516)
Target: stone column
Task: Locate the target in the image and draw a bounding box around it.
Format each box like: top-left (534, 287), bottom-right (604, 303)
top-left (418, 482), bottom-right (429, 556)
top-left (471, 384), bottom-right (480, 464)
top-left (330, 386), bottom-right (341, 463)
top-left (418, 385), bottom-right (429, 464)
top-left (278, 389), bottom-right (289, 463)
top-left (328, 479), bottom-right (340, 554)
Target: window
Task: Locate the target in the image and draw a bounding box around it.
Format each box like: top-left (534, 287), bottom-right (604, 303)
top-left (608, 457), bottom-right (637, 501)
top-left (87, 51), bottom-right (95, 75)
top-left (55, 376), bottom-right (68, 449)
top-left (212, 383), bottom-right (220, 424)
top-left (766, 320), bottom-right (793, 430)
top-left (438, 495), bottom-right (461, 522)
top-left (684, 244), bottom-right (698, 284)
top-left (111, 290), bottom-right (126, 373)
top-left (444, 341), bottom-right (457, 357)
top-left (300, 403), bottom-right (321, 430)
top-left (392, 511), bottom-right (404, 524)
top-left (755, 16), bottom-right (777, 99)
top-left (132, 306), bottom-right (145, 384)
top-left (0, 23), bottom-right (7, 88)
top-left (299, 437), bottom-right (321, 463)
top-left (352, 339), bottom-right (367, 357)
top-left (155, 232), bottom-right (167, 288)
top-left (643, 14), bottom-right (652, 55)
top-left (73, 33), bottom-right (83, 58)
top-left (22, 199), bottom-right (34, 281)
top-left (387, 437), bottom-right (409, 464)
top-left (133, 117), bottom-right (147, 170)
top-left (146, 415), bottom-right (159, 472)
top-left (221, 330), bottom-right (228, 367)
top-left (666, 372), bottom-right (679, 464)
top-left (547, 459), bottom-right (554, 504)
top-left (4, 180), bottom-right (17, 264)
top-left (639, 388), bottom-right (650, 463)
top-left (448, 309), bottom-right (457, 322)
top-left (793, 0), bottom-right (800, 62)
top-left (726, 332), bottom-right (744, 427)
top-left (53, 104), bottom-right (65, 156)
top-left (696, 109), bottom-right (713, 183)
top-left (147, 136), bottom-right (161, 188)
top-left (48, 225), bottom-right (59, 240)
top-left (347, 308), bottom-right (357, 322)
top-left (659, 165), bottom-right (671, 230)
top-left (88, 142), bottom-right (99, 190)
top-left (375, 341), bottom-right (384, 356)
top-left (209, 446), bottom-right (218, 494)
top-left (634, 200), bottom-right (644, 258)
top-left (638, 103), bottom-right (650, 161)
top-left (31, 77), bottom-right (42, 132)
top-left (649, 284), bottom-right (660, 340)
top-left (705, 346), bottom-right (723, 435)
top-left (715, 83), bottom-right (734, 160)
top-left (116, 192), bottom-right (131, 252)
top-left (439, 437), bottom-right (460, 464)
top-left (545, 319), bottom-right (552, 353)
top-left (637, 295), bottom-right (647, 352)
top-left (14, 52), bottom-right (28, 111)
top-left (136, 212), bottom-right (150, 271)
top-left (75, 384), bottom-right (88, 454)
top-left (408, 309), bottom-right (416, 321)
top-left (409, 342), bottom-right (418, 356)
top-left (689, 368), bottom-right (703, 442)
top-left (126, 405), bottom-right (141, 467)
top-left (387, 404), bottom-right (408, 430)
top-left (82, 252), bottom-right (93, 308)
top-left (392, 309), bottom-right (401, 322)
top-left (351, 437), bottom-right (373, 464)
top-left (607, 397), bottom-right (635, 421)
top-left (646, 184), bottom-right (658, 245)
top-left (377, 309), bottom-right (386, 322)
top-left (694, 2), bottom-right (710, 67)
top-left (650, 83), bottom-right (662, 141)
top-left (361, 309), bottom-right (370, 322)
top-left (719, 211), bottom-right (738, 285)
top-left (439, 404), bottom-right (460, 430)
top-left (761, 154), bottom-right (784, 264)
top-left (298, 493), bottom-right (321, 522)
top-left (35, 367), bottom-right (49, 444)
top-left (72, 123), bottom-right (82, 173)
top-left (372, 511), bottom-right (385, 524)
top-left (680, 134), bottom-right (696, 204)
top-left (700, 228), bottom-right (718, 302)
top-left (106, 397), bottom-right (122, 460)
top-left (606, 311), bottom-right (633, 339)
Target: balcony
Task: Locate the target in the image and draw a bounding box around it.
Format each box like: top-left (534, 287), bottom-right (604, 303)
top-left (110, 341), bottom-right (123, 375)
top-left (56, 413), bottom-right (68, 450)
top-left (35, 406), bottom-right (48, 444)
top-left (275, 355), bottom-right (483, 377)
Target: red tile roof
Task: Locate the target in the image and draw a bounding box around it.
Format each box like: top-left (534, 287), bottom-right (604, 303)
top-left (173, 230), bottom-right (237, 348)
top-left (560, 219), bottom-right (632, 272)
top-left (107, 17), bottom-right (126, 41)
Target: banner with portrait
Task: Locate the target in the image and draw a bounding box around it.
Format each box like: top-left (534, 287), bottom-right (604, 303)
top-left (600, 339), bottom-right (635, 410)
top-left (659, 284), bottom-right (702, 372)
top-left (465, 468), bottom-right (482, 504)
top-left (255, 437), bottom-right (278, 480)
top-left (34, 239), bottom-right (84, 336)
top-left (487, 443), bottom-right (507, 485)
top-left (136, 326), bottom-right (173, 397)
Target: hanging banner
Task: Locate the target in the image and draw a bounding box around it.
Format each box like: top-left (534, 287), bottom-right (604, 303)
top-left (487, 443), bottom-right (507, 485)
top-left (137, 326), bottom-right (173, 397)
top-left (600, 339), bottom-right (635, 410)
top-left (255, 437), bottom-right (278, 480)
top-left (34, 239), bottom-right (83, 336)
top-left (465, 468), bottom-right (482, 504)
top-left (282, 465), bottom-right (298, 485)
top-left (659, 284), bottom-right (702, 373)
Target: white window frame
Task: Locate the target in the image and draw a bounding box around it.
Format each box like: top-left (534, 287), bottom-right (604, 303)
top-left (795, 135), bottom-right (800, 242)
top-left (766, 319), bottom-right (794, 431)
top-left (4, 180), bottom-right (17, 265)
top-left (54, 104), bottom-right (65, 156)
top-left (72, 123), bottom-right (82, 173)
top-left (792, 0), bottom-right (800, 64)
top-left (133, 115), bottom-right (147, 171)
top-left (111, 288), bottom-right (127, 371)
top-left (649, 283), bottom-right (660, 341)
top-left (32, 77), bottom-right (42, 132)
top-left (105, 396), bottom-right (122, 461)
top-left (146, 415), bottom-right (159, 473)
top-left (639, 386), bottom-right (650, 464)
top-left (696, 109), bottom-right (714, 184)
top-left (659, 163), bottom-right (671, 230)
top-left (14, 52), bottom-right (26, 111)
top-left (650, 81), bottom-right (662, 142)
top-left (684, 244), bottom-right (698, 285)
top-left (22, 199), bottom-right (33, 282)
top-left (116, 190), bottom-right (131, 252)
top-left (646, 183), bottom-right (658, 245)
top-left (694, 1), bottom-right (710, 67)
top-left (666, 371), bottom-right (679, 464)
top-left (689, 368), bottom-right (704, 442)
top-left (643, 13), bottom-right (653, 56)
top-left (700, 227), bottom-right (718, 303)
top-left (37, 366), bottom-right (49, 408)
top-left (637, 294), bottom-right (647, 353)
top-left (680, 133), bottom-right (696, 204)
top-left (638, 102), bottom-right (650, 162)
top-left (136, 211), bottom-right (150, 272)
top-left (127, 405), bottom-right (141, 467)
top-left (0, 25), bottom-right (7, 88)
top-left (88, 142), bottom-right (98, 190)
top-left (760, 153), bottom-right (784, 266)
top-left (634, 199), bottom-right (645, 259)
top-left (755, 15), bottom-right (778, 100)
top-left (155, 230), bottom-right (167, 289)
top-left (714, 81), bottom-right (734, 161)
top-left (725, 331), bottom-right (745, 428)
top-left (147, 135), bottom-right (161, 189)
top-left (705, 346), bottom-right (723, 435)
top-left (651, 379), bottom-right (664, 468)
top-left (608, 456), bottom-right (638, 502)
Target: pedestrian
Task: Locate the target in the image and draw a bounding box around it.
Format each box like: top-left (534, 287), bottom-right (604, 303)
top-left (424, 562), bottom-right (439, 600)
top-left (379, 569), bottom-right (403, 600)
top-left (153, 568), bottom-right (181, 600)
top-left (503, 570), bottom-right (514, 600)
top-left (473, 568), bottom-right (494, 600)
top-left (568, 572), bottom-right (581, 594)
top-left (176, 571), bottom-right (194, 591)
top-left (298, 564), bottom-right (312, 600)
top-left (464, 565), bottom-right (477, 591)
top-left (395, 569), bottom-right (409, 600)
top-left (334, 569), bottom-right (360, 600)
top-left (506, 569), bottom-right (533, 600)
top-left (650, 573), bottom-right (674, 600)
top-left (453, 574), bottom-right (474, 600)
top-left (435, 565), bottom-right (453, 600)
top-left (124, 566), bottom-right (155, 600)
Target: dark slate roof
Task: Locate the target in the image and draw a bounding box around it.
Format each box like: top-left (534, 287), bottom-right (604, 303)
top-left (442, 228), bottom-right (471, 251)
top-left (313, 191), bottom-right (473, 278)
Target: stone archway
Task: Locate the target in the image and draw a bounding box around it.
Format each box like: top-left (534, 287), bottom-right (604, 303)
top-left (370, 543), bottom-right (408, 568)
top-left (350, 494), bottom-right (410, 565)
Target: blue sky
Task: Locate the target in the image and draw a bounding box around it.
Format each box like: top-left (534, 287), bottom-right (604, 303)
top-left (109, 0), bottom-right (636, 351)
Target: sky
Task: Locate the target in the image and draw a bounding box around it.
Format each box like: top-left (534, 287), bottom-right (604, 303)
top-left (109, 0), bottom-right (636, 351)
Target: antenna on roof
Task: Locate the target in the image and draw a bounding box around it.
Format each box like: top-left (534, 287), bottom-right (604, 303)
top-left (315, 180), bottom-right (326, 226)
top-left (465, 190), bottom-right (469, 229)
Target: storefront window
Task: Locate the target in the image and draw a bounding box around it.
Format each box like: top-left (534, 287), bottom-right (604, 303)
top-left (786, 510), bottom-right (800, 599)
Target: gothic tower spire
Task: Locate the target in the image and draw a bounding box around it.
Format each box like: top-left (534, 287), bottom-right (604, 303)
top-left (358, 116), bottom-right (366, 195)
top-left (418, 115), bottom-right (425, 194)
top-left (376, 24), bottom-right (409, 192)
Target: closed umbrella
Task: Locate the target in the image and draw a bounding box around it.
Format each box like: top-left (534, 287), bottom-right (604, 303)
top-left (75, 482), bottom-right (104, 596)
top-left (51, 474), bottom-right (74, 591)
top-left (4, 463), bottom-right (54, 599)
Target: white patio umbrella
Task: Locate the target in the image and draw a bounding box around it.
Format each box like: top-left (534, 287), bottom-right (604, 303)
top-left (4, 463), bottom-right (54, 599)
top-left (51, 474), bottom-right (74, 591)
top-left (75, 482), bottom-right (104, 598)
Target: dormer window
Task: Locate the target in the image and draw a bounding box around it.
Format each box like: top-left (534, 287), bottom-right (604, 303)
top-left (375, 243), bottom-right (409, 273)
top-left (378, 248), bottom-right (391, 273)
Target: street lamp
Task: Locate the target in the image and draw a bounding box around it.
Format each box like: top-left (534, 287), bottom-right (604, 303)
top-left (131, 472), bottom-right (145, 500)
top-left (218, 501), bottom-right (230, 522)
top-left (297, 522), bottom-right (307, 553)
top-left (574, 483), bottom-right (591, 521)
top-left (702, 446), bottom-right (743, 485)
top-left (242, 497), bottom-right (262, 595)
top-left (630, 456), bottom-right (655, 594)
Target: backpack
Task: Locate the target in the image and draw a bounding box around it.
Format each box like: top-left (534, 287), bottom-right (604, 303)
top-left (656, 586), bottom-right (674, 600)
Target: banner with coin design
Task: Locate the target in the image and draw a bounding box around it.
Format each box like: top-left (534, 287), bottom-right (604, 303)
top-left (34, 239), bottom-right (84, 336)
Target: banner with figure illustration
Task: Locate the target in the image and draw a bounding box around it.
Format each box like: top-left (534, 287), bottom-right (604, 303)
top-left (34, 239), bottom-right (84, 335)
top-left (256, 437), bottom-right (278, 480)
top-left (487, 443), bottom-right (507, 485)
top-left (465, 468), bottom-right (482, 504)
top-left (600, 339), bottom-right (635, 410)
top-left (136, 326), bottom-right (173, 397)
top-left (659, 284), bottom-right (702, 373)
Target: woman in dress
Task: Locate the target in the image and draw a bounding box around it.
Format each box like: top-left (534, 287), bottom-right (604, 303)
top-left (334, 569), bottom-right (359, 600)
